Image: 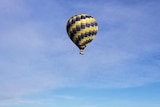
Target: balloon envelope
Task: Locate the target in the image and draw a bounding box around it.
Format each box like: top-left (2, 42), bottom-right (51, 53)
top-left (66, 14), bottom-right (98, 55)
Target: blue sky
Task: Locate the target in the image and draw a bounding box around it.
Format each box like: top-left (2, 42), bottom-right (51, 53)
top-left (0, 0), bottom-right (160, 107)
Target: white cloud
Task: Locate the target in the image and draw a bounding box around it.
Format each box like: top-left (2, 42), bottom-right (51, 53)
top-left (56, 95), bottom-right (79, 100)
top-left (0, 24), bottom-right (44, 50)
top-left (0, 0), bottom-right (160, 106)
top-left (0, 0), bottom-right (27, 15)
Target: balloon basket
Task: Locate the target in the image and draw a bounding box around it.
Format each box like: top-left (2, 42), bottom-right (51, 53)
top-left (79, 49), bottom-right (84, 55)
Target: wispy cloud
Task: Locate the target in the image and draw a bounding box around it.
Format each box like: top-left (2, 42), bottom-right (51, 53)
top-left (0, 0), bottom-right (160, 106)
top-left (0, 0), bottom-right (27, 19)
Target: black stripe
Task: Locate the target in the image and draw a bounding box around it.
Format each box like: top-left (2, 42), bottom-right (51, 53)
top-left (68, 26), bottom-right (97, 42)
top-left (95, 22), bottom-right (98, 26)
top-left (86, 23), bottom-right (90, 27)
top-left (69, 32), bottom-right (75, 41)
top-left (81, 24), bottom-right (86, 29)
top-left (82, 39), bottom-right (92, 46)
top-left (75, 30), bottom-right (96, 47)
top-left (69, 21), bottom-right (98, 35)
top-left (76, 26), bottom-right (81, 31)
top-left (81, 15), bottom-right (86, 19)
top-left (71, 19), bottom-right (76, 24)
top-left (76, 16), bottom-right (81, 21)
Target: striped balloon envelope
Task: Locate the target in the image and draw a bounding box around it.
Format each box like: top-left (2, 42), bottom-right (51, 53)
top-left (66, 14), bottom-right (98, 55)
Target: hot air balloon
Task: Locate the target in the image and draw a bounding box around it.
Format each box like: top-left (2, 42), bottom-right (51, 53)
top-left (66, 14), bottom-right (98, 55)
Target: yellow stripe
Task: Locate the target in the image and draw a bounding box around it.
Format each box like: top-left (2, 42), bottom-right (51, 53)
top-left (68, 19), bottom-right (72, 25)
top-left (72, 16), bottom-right (77, 21)
top-left (79, 35), bottom-right (95, 46)
top-left (70, 26), bottom-right (98, 40)
top-left (86, 18), bottom-right (96, 24)
top-left (68, 21), bottom-right (81, 36)
top-left (68, 18), bottom-right (96, 34)
top-left (93, 27), bottom-right (98, 32)
top-left (73, 27), bottom-right (96, 42)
